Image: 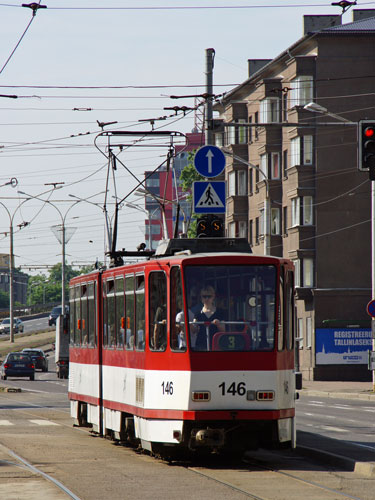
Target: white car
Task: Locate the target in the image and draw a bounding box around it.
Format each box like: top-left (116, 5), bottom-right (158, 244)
top-left (0, 318), bottom-right (24, 334)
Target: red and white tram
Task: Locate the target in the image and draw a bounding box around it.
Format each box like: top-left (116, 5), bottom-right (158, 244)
top-left (68, 238), bottom-right (298, 456)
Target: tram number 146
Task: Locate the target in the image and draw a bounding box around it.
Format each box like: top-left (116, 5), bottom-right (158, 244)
top-left (219, 381), bottom-right (246, 396)
top-left (161, 381), bottom-right (174, 395)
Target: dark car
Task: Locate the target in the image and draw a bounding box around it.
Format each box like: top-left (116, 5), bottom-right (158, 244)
top-left (0, 352), bottom-right (35, 380)
top-left (48, 305), bottom-right (69, 326)
top-left (22, 348), bottom-right (48, 372)
top-left (49, 306), bottom-right (62, 326)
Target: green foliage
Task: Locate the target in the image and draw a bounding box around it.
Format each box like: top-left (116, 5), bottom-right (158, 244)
top-left (0, 289), bottom-right (9, 308)
top-left (179, 151), bottom-right (204, 238)
top-left (27, 263), bottom-right (80, 306)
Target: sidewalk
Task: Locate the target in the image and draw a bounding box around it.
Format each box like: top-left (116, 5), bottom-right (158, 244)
top-left (300, 379), bottom-right (375, 401)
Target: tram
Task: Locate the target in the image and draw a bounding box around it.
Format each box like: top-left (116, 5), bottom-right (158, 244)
top-left (68, 238), bottom-right (299, 456)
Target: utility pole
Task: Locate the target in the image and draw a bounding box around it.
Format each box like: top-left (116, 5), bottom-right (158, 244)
top-left (205, 48), bottom-right (215, 145)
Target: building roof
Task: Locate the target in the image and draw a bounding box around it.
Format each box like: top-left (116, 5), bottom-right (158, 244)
top-left (317, 15), bottom-right (375, 33)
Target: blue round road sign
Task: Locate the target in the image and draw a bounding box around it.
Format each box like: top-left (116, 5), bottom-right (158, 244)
top-left (367, 300), bottom-right (375, 317)
top-left (194, 145), bottom-right (226, 178)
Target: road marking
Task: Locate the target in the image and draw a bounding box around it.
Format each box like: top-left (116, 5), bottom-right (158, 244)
top-left (320, 425), bottom-right (349, 433)
top-left (0, 420), bottom-right (13, 425)
top-left (29, 419), bottom-right (59, 426)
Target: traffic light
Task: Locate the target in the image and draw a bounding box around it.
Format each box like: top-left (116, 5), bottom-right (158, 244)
top-left (196, 215), bottom-right (224, 238)
top-left (358, 120), bottom-right (375, 179)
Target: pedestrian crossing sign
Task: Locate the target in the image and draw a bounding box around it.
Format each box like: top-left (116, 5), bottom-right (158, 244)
top-left (193, 181), bottom-right (226, 214)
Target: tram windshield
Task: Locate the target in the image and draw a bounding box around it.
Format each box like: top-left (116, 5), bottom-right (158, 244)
top-left (183, 265), bottom-right (277, 352)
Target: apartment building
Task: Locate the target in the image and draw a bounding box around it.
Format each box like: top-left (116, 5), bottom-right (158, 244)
top-left (214, 10), bottom-right (375, 381)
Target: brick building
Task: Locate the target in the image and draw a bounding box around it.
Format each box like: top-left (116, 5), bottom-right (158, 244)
top-left (214, 10), bottom-right (375, 380)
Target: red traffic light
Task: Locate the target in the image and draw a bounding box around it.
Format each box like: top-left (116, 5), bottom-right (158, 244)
top-left (364, 127), bottom-right (375, 138)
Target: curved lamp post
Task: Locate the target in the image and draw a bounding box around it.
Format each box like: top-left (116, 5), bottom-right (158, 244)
top-left (18, 191), bottom-right (81, 316)
top-left (0, 198), bottom-right (33, 342)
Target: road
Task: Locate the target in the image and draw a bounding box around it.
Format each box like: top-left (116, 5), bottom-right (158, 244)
top-left (297, 394), bottom-right (375, 451)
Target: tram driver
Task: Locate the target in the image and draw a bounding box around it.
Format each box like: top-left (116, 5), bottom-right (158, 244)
top-left (193, 285), bottom-right (225, 351)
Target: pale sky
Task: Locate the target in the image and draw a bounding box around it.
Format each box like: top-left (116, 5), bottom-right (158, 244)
top-left (0, 1), bottom-right (359, 274)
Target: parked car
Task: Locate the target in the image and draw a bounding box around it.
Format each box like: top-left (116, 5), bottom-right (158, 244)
top-left (0, 352), bottom-right (35, 380)
top-left (0, 318), bottom-right (24, 334)
top-left (22, 348), bottom-right (48, 372)
top-left (49, 306), bottom-right (68, 326)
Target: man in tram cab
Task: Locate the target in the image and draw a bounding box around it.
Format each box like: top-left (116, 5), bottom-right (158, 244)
top-left (175, 288), bottom-right (198, 349)
top-left (193, 285), bottom-right (225, 350)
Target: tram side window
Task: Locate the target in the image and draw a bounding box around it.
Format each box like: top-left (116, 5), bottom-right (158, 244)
top-left (125, 275), bottom-right (134, 350)
top-left (81, 285), bottom-right (88, 346)
top-left (278, 268), bottom-right (285, 351)
top-left (75, 286), bottom-right (81, 345)
top-left (69, 287), bottom-right (75, 345)
top-left (170, 267), bottom-right (186, 352)
top-left (88, 282), bottom-right (96, 347)
top-left (149, 272), bottom-right (167, 351)
top-left (115, 277), bottom-right (124, 348)
top-left (135, 274), bottom-right (145, 351)
top-left (286, 270), bottom-right (294, 351)
top-left (106, 280), bottom-right (116, 348)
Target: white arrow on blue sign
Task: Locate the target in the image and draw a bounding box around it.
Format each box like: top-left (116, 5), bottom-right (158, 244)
top-left (194, 145), bottom-right (226, 178)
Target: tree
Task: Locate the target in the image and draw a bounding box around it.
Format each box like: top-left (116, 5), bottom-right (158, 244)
top-left (0, 289), bottom-right (9, 308)
top-left (179, 151), bottom-right (203, 238)
top-left (27, 263), bottom-right (80, 306)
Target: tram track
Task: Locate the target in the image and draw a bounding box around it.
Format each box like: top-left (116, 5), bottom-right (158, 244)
top-left (0, 398), bottom-right (373, 499)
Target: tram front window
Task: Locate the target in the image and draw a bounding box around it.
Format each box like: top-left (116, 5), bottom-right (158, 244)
top-left (184, 265), bottom-right (277, 352)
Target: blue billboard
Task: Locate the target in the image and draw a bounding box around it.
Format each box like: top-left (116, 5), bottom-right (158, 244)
top-left (315, 328), bottom-right (372, 365)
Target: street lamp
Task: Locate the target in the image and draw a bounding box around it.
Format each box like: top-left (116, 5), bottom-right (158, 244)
top-left (0, 198), bottom-right (33, 342)
top-left (18, 191), bottom-right (81, 316)
top-left (303, 102), bottom-right (355, 123)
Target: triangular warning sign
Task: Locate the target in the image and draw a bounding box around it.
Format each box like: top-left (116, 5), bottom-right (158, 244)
top-left (196, 183), bottom-right (224, 208)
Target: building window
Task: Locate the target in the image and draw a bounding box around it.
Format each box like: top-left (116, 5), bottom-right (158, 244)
top-left (290, 75), bottom-right (313, 107)
top-left (260, 154), bottom-right (267, 180)
top-left (291, 196), bottom-right (313, 226)
top-left (227, 125), bottom-right (235, 145)
top-left (238, 119), bottom-right (247, 144)
top-left (283, 206), bottom-right (288, 235)
top-left (271, 208), bottom-right (280, 235)
top-left (249, 220), bottom-right (253, 245)
top-left (215, 133), bottom-right (223, 147)
top-left (228, 171), bottom-right (236, 196)
top-left (254, 111), bottom-right (259, 140)
top-left (228, 222), bottom-right (236, 237)
top-left (145, 177), bottom-right (159, 188)
top-left (259, 209), bottom-right (265, 237)
top-left (237, 170), bottom-right (247, 195)
top-left (271, 153), bottom-right (280, 179)
top-left (293, 259), bottom-right (300, 287)
top-left (249, 115), bottom-right (253, 143)
top-left (306, 317), bottom-right (312, 348)
top-left (303, 196), bottom-right (313, 225)
top-left (290, 135), bottom-right (313, 167)
top-left (238, 220), bottom-right (247, 238)
top-left (260, 97), bottom-right (280, 123)
top-left (297, 318), bottom-right (304, 349)
top-left (249, 169), bottom-right (253, 194)
top-left (255, 218), bottom-right (259, 243)
top-left (303, 258), bottom-right (314, 287)
top-left (282, 92), bottom-right (288, 121)
top-left (283, 150), bottom-right (288, 177)
top-left (291, 197), bottom-right (300, 227)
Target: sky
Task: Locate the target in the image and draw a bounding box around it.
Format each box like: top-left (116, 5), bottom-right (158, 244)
top-left (0, 0), bottom-right (366, 275)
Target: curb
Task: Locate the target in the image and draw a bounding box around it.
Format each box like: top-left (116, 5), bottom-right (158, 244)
top-left (299, 389), bottom-right (375, 402)
top-left (297, 444), bottom-right (375, 478)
